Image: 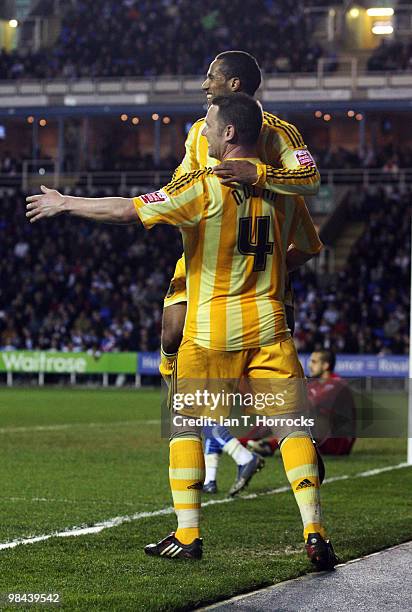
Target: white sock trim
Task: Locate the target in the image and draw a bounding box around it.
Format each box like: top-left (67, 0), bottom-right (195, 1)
top-left (204, 452), bottom-right (220, 484)
top-left (175, 508), bottom-right (200, 529)
top-left (223, 438), bottom-right (253, 466)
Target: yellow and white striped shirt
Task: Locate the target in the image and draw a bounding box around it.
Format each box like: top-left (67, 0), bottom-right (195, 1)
top-left (170, 110), bottom-right (319, 308)
top-left (134, 164), bottom-right (322, 351)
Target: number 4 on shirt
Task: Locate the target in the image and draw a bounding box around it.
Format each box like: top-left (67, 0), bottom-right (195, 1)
top-left (237, 216), bottom-right (274, 272)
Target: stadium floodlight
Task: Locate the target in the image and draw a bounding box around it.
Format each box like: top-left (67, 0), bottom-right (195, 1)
top-left (371, 23), bottom-right (394, 34)
top-left (367, 8), bottom-right (394, 17)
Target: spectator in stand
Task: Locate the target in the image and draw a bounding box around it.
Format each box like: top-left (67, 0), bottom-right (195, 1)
top-left (0, 152), bottom-right (21, 175)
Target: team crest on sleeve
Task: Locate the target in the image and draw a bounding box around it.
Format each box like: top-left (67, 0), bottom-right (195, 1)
top-left (293, 149), bottom-right (316, 167)
top-left (140, 189), bottom-right (170, 205)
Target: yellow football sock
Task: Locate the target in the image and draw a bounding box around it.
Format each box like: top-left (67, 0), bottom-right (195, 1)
top-left (169, 436), bottom-right (205, 545)
top-left (280, 431), bottom-right (325, 541)
top-left (159, 348), bottom-right (177, 386)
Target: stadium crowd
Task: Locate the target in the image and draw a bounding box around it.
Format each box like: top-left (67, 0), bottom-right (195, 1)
top-left (1, 1), bottom-right (412, 80)
top-left (2, 144), bottom-right (412, 176)
top-left (0, 184), bottom-right (409, 354)
top-left (0, 0), bottom-right (331, 79)
top-left (312, 145), bottom-right (412, 172)
top-left (293, 185), bottom-right (410, 355)
top-left (0, 187), bottom-right (180, 353)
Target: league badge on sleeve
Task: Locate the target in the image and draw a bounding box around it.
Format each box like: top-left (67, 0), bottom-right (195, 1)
top-left (293, 149), bottom-right (316, 167)
top-left (140, 189), bottom-right (170, 205)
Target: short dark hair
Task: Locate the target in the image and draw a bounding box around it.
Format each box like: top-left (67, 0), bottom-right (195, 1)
top-left (318, 350), bottom-right (336, 372)
top-left (211, 93), bottom-right (263, 146)
top-left (215, 50), bottom-right (262, 96)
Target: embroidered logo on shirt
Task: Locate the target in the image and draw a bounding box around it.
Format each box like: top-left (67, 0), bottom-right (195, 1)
top-left (294, 149), bottom-right (316, 167)
top-left (140, 189), bottom-right (169, 204)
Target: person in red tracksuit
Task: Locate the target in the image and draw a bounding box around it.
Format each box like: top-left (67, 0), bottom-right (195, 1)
top-left (306, 350), bottom-right (356, 455)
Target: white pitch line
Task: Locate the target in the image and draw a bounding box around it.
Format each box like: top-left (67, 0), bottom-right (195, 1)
top-left (2, 496), bottom-right (145, 507)
top-left (0, 420), bottom-right (160, 434)
top-left (0, 462), bottom-right (409, 552)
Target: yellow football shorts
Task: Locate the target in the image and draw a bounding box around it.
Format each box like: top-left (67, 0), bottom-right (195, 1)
top-left (170, 336), bottom-right (307, 419)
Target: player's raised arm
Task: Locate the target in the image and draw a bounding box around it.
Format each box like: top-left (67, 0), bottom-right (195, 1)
top-left (213, 115), bottom-right (320, 196)
top-left (26, 186), bottom-right (139, 224)
top-left (254, 117), bottom-right (320, 195)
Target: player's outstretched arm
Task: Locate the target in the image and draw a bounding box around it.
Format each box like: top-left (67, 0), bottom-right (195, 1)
top-left (26, 185), bottom-right (138, 224)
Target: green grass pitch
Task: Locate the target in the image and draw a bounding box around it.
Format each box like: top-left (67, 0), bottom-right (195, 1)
top-left (0, 388), bottom-right (410, 611)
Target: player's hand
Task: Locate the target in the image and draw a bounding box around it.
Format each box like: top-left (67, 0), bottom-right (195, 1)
top-left (25, 185), bottom-right (66, 223)
top-left (212, 160), bottom-right (258, 186)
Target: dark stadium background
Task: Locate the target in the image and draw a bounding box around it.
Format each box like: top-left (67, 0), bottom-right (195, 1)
top-left (0, 0), bottom-right (412, 366)
top-left (0, 1), bottom-right (409, 373)
top-left (0, 3), bottom-right (410, 610)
